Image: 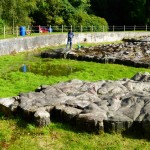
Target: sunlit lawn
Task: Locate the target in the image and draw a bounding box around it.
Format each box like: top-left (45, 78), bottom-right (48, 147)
top-left (0, 45), bottom-right (150, 149)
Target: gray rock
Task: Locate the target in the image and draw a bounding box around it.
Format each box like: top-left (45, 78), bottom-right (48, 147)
top-left (1, 72), bottom-right (150, 136)
top-left (76, 113), bottom-right (105, 133)
top-left (0, 97), bottom-right (15, 116)
top-left (62, 107), bottom-right (82, 125)
top-left (34, 108), bottom-right (50, 126)
top-left (141, 37), bottom-right (150, 42)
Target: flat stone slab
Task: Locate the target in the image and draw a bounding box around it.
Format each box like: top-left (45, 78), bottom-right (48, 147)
top-left (1, 72), bottom-right (150, 135)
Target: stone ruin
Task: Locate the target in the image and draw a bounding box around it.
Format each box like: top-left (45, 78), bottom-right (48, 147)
top-left (1, 72), bottom-right (150, 136)
top-left (41, 36), bottom-right (150, 68)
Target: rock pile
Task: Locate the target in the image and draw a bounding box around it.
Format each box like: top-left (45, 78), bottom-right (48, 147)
top-left (41, 36), bottom-right (150, 68)
top-left (1, 72), bottom-right (150, 135)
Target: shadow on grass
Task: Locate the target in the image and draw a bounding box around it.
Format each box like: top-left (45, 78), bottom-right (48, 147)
top-left (49, 119), bottom-right (89, 135)
top-left (1, 111), bottom-right (150, 140)
top-left (49, 119), bottom-right (150, 141)
top-left (121, 121), bottom-right (150, 141)
top-left (1, 113), bottom-right (150, 141)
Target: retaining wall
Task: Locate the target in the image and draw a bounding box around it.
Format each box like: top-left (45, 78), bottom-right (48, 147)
top-left (0, 32), bottom-right (150, 55)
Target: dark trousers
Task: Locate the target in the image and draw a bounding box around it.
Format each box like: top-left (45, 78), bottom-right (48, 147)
top-left (66, 39), bottom-right (72, 49)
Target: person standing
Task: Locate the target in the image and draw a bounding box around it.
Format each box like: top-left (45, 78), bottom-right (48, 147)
top-left (66, 30), bottom-right (74, 50)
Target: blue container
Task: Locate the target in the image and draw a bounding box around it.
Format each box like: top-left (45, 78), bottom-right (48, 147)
top-left (20, 26), bottom-right (26, 36)
top-left (22, 64), bottom-right (27, 72)
top-left (48, 27), bottom-right (53, 32)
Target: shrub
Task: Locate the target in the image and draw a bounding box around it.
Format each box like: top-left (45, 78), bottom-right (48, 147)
top-left (68, 11), bottom-right (108, 32)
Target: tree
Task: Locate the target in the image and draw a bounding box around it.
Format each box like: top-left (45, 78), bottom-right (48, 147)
top-left (31, 0), bottom-right (66, 25)
top-left (0, 0), bottom-right (109, 30)
top-left (1, 0), bottom-right (37, 26)
top-left (90, 0), bottom-right (150, 25)
top-left (125, 0), bottom-right (147, 25)
top-left (31, 0), bottom-right (108, 31)
top-left (69, 0), bottom-right (91, 12)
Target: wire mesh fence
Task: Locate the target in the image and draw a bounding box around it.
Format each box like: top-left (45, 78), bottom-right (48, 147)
top-left (0, 25), bottom-right (150, 39)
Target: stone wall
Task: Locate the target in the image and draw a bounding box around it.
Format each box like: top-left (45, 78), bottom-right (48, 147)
top-left (0, 32), bottom-right (150, 55)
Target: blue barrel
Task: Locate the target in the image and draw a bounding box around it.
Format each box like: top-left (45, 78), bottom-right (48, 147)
top-left (20, 26), bottom-right (26, 36)
top-left (22, 64), bottom-right (27, 72)
top-left (48, 27), bottom-right (53, 32)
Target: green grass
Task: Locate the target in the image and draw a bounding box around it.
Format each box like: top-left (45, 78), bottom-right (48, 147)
top-left (0, 117), bottom-right (150, 150)
top-left (0, 52), bottom-right (149, 97)
top-left (0, 50), bottom-right (149, 98)
top-left (0, 46), bottom-right (150, 149)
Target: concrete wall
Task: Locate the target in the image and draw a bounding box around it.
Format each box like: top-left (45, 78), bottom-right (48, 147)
top-left (0, 32), bottom-right (150, 55)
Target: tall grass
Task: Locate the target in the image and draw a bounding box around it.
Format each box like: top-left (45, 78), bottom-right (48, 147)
top-left (0, 46), bottom-right (150, 149)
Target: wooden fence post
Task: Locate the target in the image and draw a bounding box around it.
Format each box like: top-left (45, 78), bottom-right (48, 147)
top-left (16, 26), bottom-right (18, 37)
top-left (62, 25), bottom-right (63, 32)
top-left (134, 25), bottom-right (136, 31)
top-left (113, 25), bottom-right (114, 32)
top-left (4, 26), bottom-right (5, 38)
top-left (124, 25), bottom-right (125, 31)
top-left (80, 25), bottom-right (82, 32)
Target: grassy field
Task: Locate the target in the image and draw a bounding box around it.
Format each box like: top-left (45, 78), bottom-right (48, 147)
top-left (0, 45), bottom-right (150, 149)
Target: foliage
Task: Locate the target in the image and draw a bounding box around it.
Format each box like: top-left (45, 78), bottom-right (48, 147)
top-left (0, 0), bottom-right (149, 27)
top-left (0, 0), bottom-right (109, 31)
top-left (0, 19), bottom-right (4, 28)
top-left (1, 0), bottom-right (37, 26)
top-left (90, 0), bottom-right (149, 25)
top-left (67, 11), bottom-right (108, 31)
top-left (69, 0), bottom-right (91, 12)
top-left (125, 0), bottom-right (148, 25)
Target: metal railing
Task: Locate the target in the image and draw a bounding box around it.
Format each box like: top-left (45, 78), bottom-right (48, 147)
top-left (0, 25), bottom-right (150, 39)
